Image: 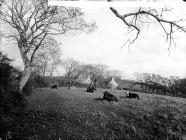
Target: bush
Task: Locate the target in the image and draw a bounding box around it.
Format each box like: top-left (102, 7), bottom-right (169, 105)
top-left (0, 89), bottom-right (26, 139)
top-left (178, 79), bottom-right (186, 96)
top-left (34, 75), bottom-right (48, 87)
top-left (22, 78), bottom-right (34, 95)
top-left (22, 74), bottom-right (49, 95)
top-left (0, 89), bottom-right (26, 113)
top-left (0, 51), bottom-right (26, 138)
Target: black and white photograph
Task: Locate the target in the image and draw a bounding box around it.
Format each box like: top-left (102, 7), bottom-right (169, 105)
top-left (0, 0), bottom-right (186, 139)
top-left (49, 0), bottom-right (180, 1)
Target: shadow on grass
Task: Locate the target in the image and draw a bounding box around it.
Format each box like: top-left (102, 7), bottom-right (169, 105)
top-left (94, 97), bottom-right (104, 101)
top-left (94, 97), bottom-right (119, 102)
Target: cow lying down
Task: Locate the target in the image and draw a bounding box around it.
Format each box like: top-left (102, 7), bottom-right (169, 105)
top-left (103, 91), bottom-right (118, 102)
top-left (126, 91), bottom-right (140, 100)
top-left (87, 86), bottom-right (96, 93)
top-left (51, 85), bottom-right (58, 89)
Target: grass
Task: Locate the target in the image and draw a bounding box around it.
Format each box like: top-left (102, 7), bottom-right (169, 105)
top-left (7, 87), bottom-right (186, 140)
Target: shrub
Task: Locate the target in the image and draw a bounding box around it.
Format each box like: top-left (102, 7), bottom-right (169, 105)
top-left (0, 51), bottom-right (26, 138)
top-left (22, 74), bottom-right (49, 95)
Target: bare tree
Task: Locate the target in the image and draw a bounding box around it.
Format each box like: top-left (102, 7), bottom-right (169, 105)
top-left (148, 74), bottom-right (162, 94)
top-left (108, 69), bottom-right (122, 79)
top-left (62, 58), bottom-right (83, 89)
top-left (167, 76), bottom-right (180, 96)
top-left (160, 77), bottom-right (169, 95)
top-left (81, 64), bottom-right (108, 88)
top-left (108, 2), bottom-right (186, 49)
top-left (142, 73), bottom-right (151, 92)
top-left (32, 36), bottom-right (62, 77)
top-left (136, 73), bottom-right (151, 92)
top-left (135, 72), bottom-right (183, 96)
top-left (94, 64), bottom-right (109, 80)
top-left (0, 0), bottom-right (96, 93)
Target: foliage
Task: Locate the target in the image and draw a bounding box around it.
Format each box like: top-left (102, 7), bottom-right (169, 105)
top-left (0, 51), bottom-right (26, 138)
top-left (177, 78), bottom-right (186, 96)
top-left (22, 74), bottom-right (49, 95)
top-left (0, 52), bottom-right (14, 88)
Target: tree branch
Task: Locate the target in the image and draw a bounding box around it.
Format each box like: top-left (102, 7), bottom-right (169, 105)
top-left (109, 6), bottom-right (186, 49)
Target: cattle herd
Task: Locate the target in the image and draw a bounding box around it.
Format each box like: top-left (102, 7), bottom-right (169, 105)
top-left (101, 90), bottom-right (140, 102)
top-left (50, 84), bottom-right (140, 102)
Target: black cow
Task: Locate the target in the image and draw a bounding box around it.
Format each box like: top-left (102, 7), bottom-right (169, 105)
top-left (87, 86), bottom-right (96, 93)
top-left (51, 85), bottom-right (58, 89)
top-left (103, 91), bottom-right (118, 102)
top-left (122, 88), bottom-right (128, 90)
top-left (126, 92), bottom-right (139, 100)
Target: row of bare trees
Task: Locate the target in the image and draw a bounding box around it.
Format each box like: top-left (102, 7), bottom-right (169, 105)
top-left (61, 58), bottom-right (122, 89)
top-left (31, 51), bottom-right (123, 89)
top-left (135, 72), bottom-right (185, 96)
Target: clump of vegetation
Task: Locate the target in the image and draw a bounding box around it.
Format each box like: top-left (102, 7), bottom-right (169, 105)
top-left (22, 74), bottom-right (48, 95)
top-left (0, 52), bottom-right (26, 139)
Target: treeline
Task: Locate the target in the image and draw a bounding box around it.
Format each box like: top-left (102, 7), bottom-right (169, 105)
top-left (42, 76), bottom-right (123, 89)
top-left (135, 73), bottom-right (186, 97)
top-left (32, 57), bottom-right (123, 89)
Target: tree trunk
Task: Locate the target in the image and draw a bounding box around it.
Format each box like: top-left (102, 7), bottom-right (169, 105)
top-left (163, 90), bottom-right (166, 95)
top-left (42, 67), bottom-right (46, 77)
top-left (67, 81), bottom-right (71, 89)
top-left (89, 79), bottom-right (95, 88)
top-left (152, 88), bottom-right (155, 93)
top-left (156, 89), bottom-right (159, 94)
top-left (18, 45), bottom-right (32, 94)
top-left (175, 90), bottom-right (178, 97)
top-left (19, 64), bottom-right (31, 93)
top-left (144, 85), bottom-right (147, 92)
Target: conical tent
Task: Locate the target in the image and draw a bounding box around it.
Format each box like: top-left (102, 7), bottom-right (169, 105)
top-left (109, 77), bottom-right (118, 90)
top-left (82, 75), bottom-right (91, 84)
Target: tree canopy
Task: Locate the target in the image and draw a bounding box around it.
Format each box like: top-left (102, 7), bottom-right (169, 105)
top-left (0, 0), bottom-right (96, 93)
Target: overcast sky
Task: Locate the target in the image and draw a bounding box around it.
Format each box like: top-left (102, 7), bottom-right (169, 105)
top-left (1, 1), bottom-right (186, 80)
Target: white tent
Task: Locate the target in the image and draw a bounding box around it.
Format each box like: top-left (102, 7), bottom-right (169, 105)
top-left (82, 75), bottom-right (91, 84)
top-left (109, 77), bottom-right (118, 90)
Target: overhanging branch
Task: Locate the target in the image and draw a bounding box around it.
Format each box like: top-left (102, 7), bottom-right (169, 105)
top-left (109, 6), bottom-right (186, 49)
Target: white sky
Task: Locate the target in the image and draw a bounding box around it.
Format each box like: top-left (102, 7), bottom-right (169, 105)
top-left (1, 1), bottom-right (186, 80)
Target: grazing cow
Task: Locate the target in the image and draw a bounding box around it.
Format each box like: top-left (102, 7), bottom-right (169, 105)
top-left (103, 91), bottom-right (118, 102)
top-left (51, 85), bottom-right (58, 89)
top-left (87, 86), bottom-right (96, 93)
top-left (126, 92), bottom-right (140, 100)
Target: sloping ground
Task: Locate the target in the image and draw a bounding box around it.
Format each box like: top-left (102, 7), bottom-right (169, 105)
top-left (10, 88), bottom-right (186, 140)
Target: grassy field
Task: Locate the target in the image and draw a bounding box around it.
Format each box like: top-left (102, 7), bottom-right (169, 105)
top-left (9, 87), bottom-right (186, 140)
